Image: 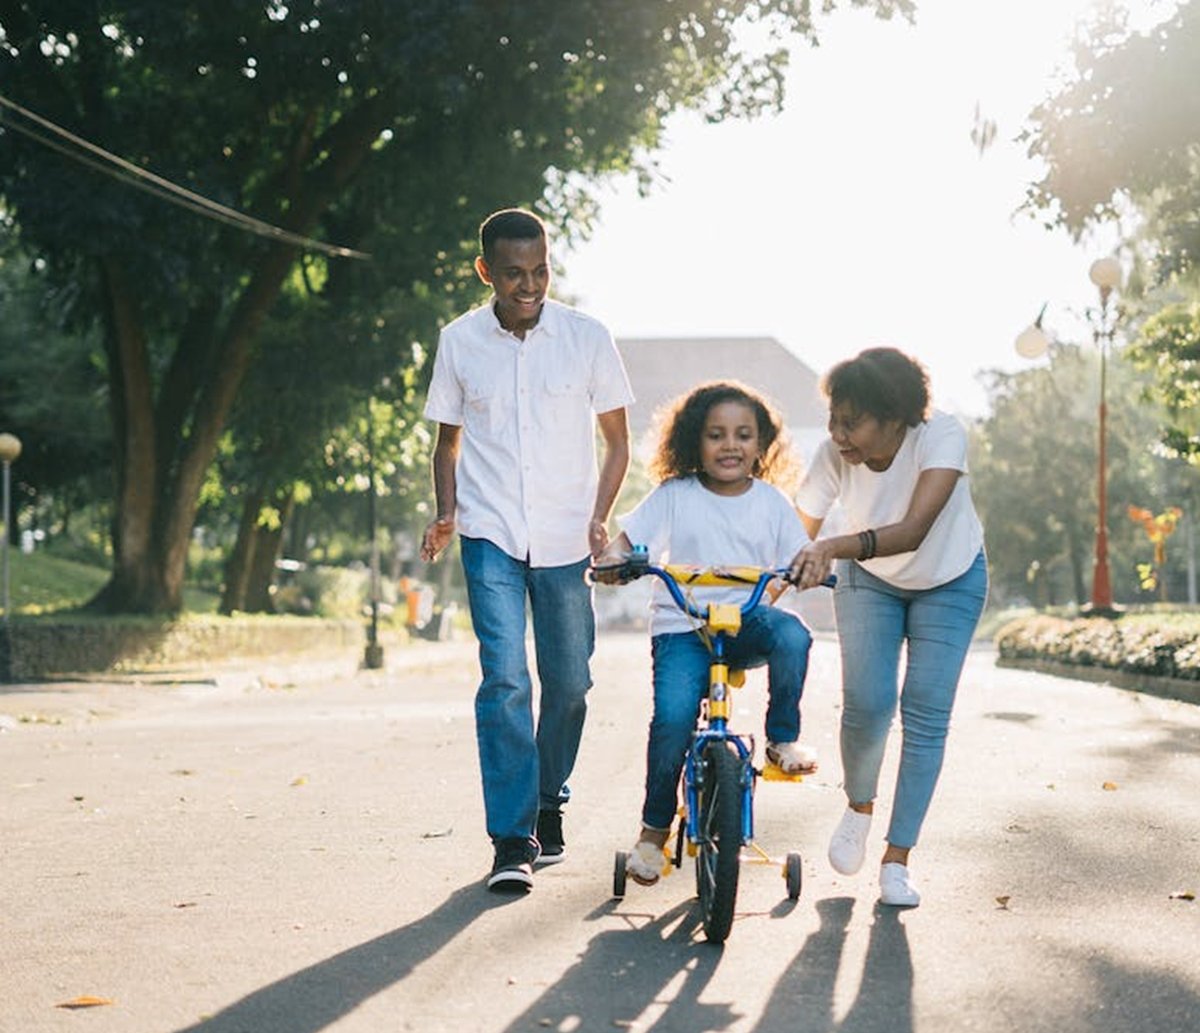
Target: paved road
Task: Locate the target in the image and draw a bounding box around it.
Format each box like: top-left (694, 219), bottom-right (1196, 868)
top-left (2, 633), bottom-right (1198, 1033)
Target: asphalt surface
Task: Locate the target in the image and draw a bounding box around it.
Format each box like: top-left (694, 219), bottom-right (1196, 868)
top-left (2, 632), bottom-right (1198, 1033)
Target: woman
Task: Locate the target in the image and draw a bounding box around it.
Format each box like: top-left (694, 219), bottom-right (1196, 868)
top-left (789, 347), bottom-right (987, 907)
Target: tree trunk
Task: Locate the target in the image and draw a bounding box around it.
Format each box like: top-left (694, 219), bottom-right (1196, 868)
top-left (244, 490), bottom-right (294, 613)
top-left (220, 488), bottom-right (267, 615)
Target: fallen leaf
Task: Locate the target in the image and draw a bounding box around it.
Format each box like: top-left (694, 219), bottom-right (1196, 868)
top-left (56, 996), bottom-right (114, 1010)
top-left (421, 826), bottom-right (453, 839)
top-left (1168, 891), bottom-right (1195, 901)
top-left (173, 901), bottom-right (197, 909)
top-left (1102, 781), bottom-right (1118, 791)
top-left (995, 895), bottom-right (1011, 910)
top-left (290, 775), bottom-right (308, 787)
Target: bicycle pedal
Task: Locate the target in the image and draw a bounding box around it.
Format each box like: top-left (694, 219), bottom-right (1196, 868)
top-left (761, 762), bottom-right (806, 783)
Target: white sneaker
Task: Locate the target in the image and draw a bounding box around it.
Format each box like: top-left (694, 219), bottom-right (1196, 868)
top-left (828, 807), bottom-right (872, 875)
top-left (879, 862), bottom-right (921, 907)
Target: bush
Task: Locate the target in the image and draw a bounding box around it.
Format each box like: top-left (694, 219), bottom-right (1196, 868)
top-left (995, 613), bottom-right (1200, 680)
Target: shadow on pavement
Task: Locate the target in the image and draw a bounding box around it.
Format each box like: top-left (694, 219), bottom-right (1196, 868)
top-left (752, 897), bottom-right (914, 1033)
top-left (171, 883), bottom-right (503, 1033)
top-left (498, 900), bottom-right (732, 1032)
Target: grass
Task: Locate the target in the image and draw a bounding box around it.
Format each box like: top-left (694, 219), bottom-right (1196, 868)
top-left (3, 549), bottom-right (219, 615)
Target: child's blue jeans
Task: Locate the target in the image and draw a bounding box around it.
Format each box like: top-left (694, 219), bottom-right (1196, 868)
top-left (832, 550), bottom-right (988, 849)
top-left (642, 605), bottom-right (812, 829)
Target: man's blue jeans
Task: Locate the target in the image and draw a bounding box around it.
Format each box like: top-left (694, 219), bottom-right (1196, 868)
top-left (832, 550), bottom-right (988, 849)
top-left (460, 536), bottom-right (594, 843)
top-left (642, 606), bottom-right (813, 829)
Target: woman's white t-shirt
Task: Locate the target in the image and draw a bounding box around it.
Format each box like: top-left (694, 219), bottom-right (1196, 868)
top-left (619, 476), bottom-right (811, 636)
top-left (794, 409), bottom-right (984, 590)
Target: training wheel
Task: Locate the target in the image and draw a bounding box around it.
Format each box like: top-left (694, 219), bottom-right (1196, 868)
top-left (613, 850), bottom-right (628, 898)
top-left (785, 851), bottom-right (803, 901)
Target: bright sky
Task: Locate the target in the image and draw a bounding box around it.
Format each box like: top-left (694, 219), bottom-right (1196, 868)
top-left (560, 0), bottom-right (1177, 419)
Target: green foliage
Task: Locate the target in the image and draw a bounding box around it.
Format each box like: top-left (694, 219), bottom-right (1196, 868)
top-left (971, 344), bottom-right (1174, 607)
top-left (1125, 300), bottom-right (1200, 461)
top-left (0, 0), bottom-right (914, 613)
top-left (1024, 2), bottom-right (1200, 259)
top-left (1023, 4), bottom-right (1200, 468)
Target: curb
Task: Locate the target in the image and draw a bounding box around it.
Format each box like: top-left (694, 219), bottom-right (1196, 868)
top-left (996, 656), bottom-right (1200, 707)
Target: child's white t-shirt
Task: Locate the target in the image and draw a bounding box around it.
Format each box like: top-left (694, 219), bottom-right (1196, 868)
top-left (794, 409), bottom-right (984, 590)
top-left (618, 476), bottom-right (811, 636)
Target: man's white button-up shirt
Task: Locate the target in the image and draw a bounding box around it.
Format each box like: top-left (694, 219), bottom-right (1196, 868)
top-left (423, 299), bottom-right (634, 568)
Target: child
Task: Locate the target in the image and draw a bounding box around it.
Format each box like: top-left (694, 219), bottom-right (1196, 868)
top-left (595, 381), bottom-right (817, 886)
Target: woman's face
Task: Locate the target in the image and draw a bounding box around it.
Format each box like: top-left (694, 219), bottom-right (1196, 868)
top-left (827, 401), bottom-right (905, 470)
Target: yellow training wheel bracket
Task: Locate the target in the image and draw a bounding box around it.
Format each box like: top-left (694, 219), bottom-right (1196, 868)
top-left (706, 603), bottom-right (742, 635)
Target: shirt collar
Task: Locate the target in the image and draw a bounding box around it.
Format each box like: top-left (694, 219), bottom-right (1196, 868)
top-left (487, 298), bottom-right (560, 340)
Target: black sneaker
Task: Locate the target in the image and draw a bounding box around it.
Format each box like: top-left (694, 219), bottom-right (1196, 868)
top-left (535, 809), bottom-right (565, 865)
top-left (486, 837), bottom-right (536, 893)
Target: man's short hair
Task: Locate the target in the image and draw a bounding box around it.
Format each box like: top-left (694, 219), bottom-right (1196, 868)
top-left (480, 208), bottom-right (546, 263)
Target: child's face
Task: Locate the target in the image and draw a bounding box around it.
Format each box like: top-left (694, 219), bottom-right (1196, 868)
top-left (698, 400), bottom-right (761, 495)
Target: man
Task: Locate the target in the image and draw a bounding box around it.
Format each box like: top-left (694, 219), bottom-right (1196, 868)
top-left (420, 208), bottom-right (633, 892)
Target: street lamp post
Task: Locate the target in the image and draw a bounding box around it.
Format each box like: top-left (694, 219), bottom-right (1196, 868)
top-left (1086, 256), bottom-right (1122, 615)
top-left (363, 401), bottom-right (384, 670)
top-left (1014, 257), bottom-right (1122, 615)
top-left (0, 432), bottom-right (22, 628)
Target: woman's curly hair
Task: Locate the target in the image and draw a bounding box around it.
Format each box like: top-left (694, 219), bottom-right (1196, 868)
top-left (649, 380), bottom-right (799, 491)
top-left (822, 347), bottom-right (930, 426)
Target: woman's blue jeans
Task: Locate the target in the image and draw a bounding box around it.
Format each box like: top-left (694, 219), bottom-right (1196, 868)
top-left (832, 550), bottom-right (988, 849)
top-left (460, 537), bottom-right (594, 843)
top-left (642, 606), bottom-right (812, 829)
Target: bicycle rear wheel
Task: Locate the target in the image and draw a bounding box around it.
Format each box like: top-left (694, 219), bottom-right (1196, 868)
top-left (695, 740), bottom-right (744, 943)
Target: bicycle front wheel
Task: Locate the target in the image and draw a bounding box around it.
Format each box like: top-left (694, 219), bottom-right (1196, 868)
top-left (695, 740), bottom-right (744, 943)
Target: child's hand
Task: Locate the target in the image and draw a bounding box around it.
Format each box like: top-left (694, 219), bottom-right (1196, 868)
top-left (591, 559), bottom-right (631, 585)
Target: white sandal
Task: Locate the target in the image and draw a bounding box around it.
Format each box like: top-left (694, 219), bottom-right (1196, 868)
top-left (626, 826), bottom-right (670, 885)
top-left (766, 740), bottom-right (819, 775)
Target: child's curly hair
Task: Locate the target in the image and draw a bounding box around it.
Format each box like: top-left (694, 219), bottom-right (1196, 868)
top-left (649, 381), bottom-right (799, 491)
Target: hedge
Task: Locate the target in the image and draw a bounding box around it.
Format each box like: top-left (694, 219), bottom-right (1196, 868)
top-left (0, 615), bottom-right (365, 681)
top-left (995, 614), bottom-right (1200, 681)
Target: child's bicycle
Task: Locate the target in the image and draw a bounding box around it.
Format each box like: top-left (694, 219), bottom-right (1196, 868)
top-left (593, 545), bottom-right (834, 944)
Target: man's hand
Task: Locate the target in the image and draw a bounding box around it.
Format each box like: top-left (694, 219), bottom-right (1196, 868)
top-left (420, 515), bottom-right (456, 563)
top-left (588, 518), bottom-right (610, 559)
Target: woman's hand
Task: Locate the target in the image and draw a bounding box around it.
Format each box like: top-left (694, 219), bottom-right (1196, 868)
top-left (788, 540), bottom-right (837, 590)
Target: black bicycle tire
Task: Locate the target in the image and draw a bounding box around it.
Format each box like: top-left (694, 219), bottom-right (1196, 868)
top-left (785, 851), bottom-right (803, 901)
top-left (613, 850), bottom-right (628, 899)
top-left (695, 740), bottom-right (743, 943)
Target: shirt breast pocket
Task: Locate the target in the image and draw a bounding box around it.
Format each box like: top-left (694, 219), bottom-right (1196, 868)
top-left (543, 370), bottom-right (588, 424)
top-left (463, 380), bottom-right (504, 435)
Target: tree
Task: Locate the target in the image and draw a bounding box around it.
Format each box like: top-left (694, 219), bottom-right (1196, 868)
top-left (972, 344), bottom-right (1171, 607)
top-left (1023, 2), bottom-right (1200, 472)
top-left (0, 0), bottom-right (915, 613)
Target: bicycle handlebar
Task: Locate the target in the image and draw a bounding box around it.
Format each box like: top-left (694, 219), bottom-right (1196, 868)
top-left (591, 546), bottom-right (836, 622)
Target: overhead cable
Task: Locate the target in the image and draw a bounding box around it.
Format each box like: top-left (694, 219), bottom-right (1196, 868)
top-left (0, 92), bottom-right (370, 260)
